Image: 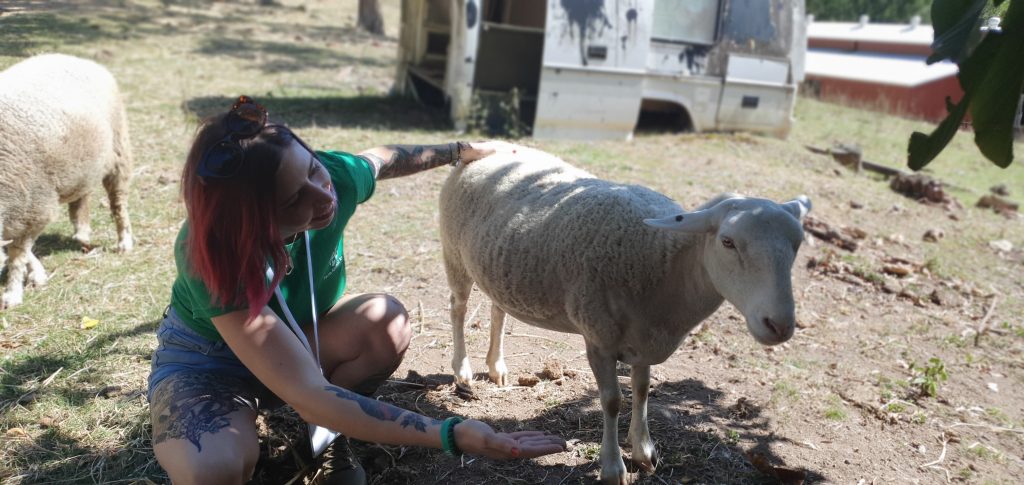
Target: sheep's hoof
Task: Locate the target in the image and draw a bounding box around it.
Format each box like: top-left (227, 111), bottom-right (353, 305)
top-left (1, 291), bottom-right (23, 310)
top-left (116, 237), bottom-right (134, 253)
top-left (26, 270), bottom-right (47, 288)
top-left (487, 362), bottom-right (508, 386)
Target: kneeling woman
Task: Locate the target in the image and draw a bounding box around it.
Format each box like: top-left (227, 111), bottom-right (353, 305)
top-left (148, 96), bottom-right (565, 483)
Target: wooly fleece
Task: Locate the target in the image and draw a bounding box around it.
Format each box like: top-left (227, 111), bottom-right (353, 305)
top-left (440, 147), bottom-right (719, 359)
top-left (0, 53), bottom-right (133, 309)
top-left (439, 146), bottom-right (809, 483)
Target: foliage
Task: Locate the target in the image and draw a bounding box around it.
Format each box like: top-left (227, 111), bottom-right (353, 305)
top-left (806, 0), bottom-right (932, 22)
top-left (910, 357), bottom-right (949, 398)
top-left (908, 0), bottom-right (1024, 170)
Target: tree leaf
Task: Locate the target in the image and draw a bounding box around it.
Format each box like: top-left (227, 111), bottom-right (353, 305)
top-left (908, 93), bottom-right (972, 170)
top-left (967, 0), bottom-right (1024, 167)
top-left (928, 0), bottom-right (986, 63)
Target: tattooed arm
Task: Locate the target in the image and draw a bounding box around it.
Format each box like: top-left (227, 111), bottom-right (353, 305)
top-left (211, 306), bottom-right (566, 457)
top-left (358, 140), bottom-right (519, 179)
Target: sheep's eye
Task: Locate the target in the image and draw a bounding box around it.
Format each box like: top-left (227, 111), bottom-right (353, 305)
top-left (722, 237), bottom-right (735, 249)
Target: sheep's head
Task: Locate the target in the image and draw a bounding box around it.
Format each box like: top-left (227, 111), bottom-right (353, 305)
top-left (645, 195), bottom-right (811, 345)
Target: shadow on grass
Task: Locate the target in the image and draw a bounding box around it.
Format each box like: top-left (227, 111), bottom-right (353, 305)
top-left (184, 95), bottom-right (449, 132)
top-left (1, 1), bottom-right (390, 75)
top-left (195, 36), bottom-right (393, 73)
top-left (32, 233), bottom-right (85, 258)
top-left (0, 317), bottom-right (162, 481)
top-left (0, 318), bottom-right (159, 411)
top-left (0, 13), bottom-right (120, 57)
top-left (256, 371), bottom-right (827, 485)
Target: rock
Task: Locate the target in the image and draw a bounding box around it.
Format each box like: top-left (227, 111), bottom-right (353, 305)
top-left (98, 385), bottom-right (123, 398)
top-left (977, 194), bottom-right (1019, 214)
top-left (849, 200), bottom-right (864, 209)
top-left (891, 173), bottom-right (948, 203)
top-left (990, 184), bottom-right (1009, 196)
top-left (517, 375), bottom-right (540, 387)
top-left (830, 143), bottom-right (862, 172)
top-left (881, 279), bottom-right (902, 294)
top-left (540, 360), bottom-right (564, 380)
top-left (883, 264), bottom-right (912, 277)
top-left (923, 228), bottom-right (945, 242)
top-left (930, 288), bottom-right (962, 307)
top-left (989, 239), bottom-right (1013, 252)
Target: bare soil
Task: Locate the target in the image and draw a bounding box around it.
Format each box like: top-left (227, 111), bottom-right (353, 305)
top-left (253, 137), bottom-right (1024, 484)
top-left (1, 1), bottom-right (1022, 484)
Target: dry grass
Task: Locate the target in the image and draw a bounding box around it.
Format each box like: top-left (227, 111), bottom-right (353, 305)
top-left (2, 1), bottom-right (1023, 484)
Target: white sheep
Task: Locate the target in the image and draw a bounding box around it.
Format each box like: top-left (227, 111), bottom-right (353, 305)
top-left (0, 53), bottom-right (134, 309)
top-left (439, 146), bottom-right (810, 484)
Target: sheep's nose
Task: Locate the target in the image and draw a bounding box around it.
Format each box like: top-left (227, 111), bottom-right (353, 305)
top-left (763, 317), bottom-right (790, 341)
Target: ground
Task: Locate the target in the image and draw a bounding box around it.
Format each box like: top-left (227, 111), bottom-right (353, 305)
top-left (1, 1), bottom-right (1022, 484)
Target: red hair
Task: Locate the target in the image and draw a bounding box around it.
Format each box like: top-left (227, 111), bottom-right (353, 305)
top-left (181, 114), bottom-right (296, 321)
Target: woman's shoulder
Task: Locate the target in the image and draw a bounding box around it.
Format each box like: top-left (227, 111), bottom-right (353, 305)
top-left (316, 150), bottom-right (375, 204)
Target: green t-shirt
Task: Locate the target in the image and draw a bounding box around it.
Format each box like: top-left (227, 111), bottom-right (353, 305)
top-left (169, 150), bottom-right (376, 341)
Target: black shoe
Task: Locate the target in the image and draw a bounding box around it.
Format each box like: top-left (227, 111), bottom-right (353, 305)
top-left (319, 437), bottom-right (367, 485)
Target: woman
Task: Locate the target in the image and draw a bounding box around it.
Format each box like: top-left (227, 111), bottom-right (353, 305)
top-left (148, 96), bottom-right (565, 483)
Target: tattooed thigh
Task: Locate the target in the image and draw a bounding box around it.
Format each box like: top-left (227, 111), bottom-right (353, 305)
top-left (150, 372), bottom-right (257, 452)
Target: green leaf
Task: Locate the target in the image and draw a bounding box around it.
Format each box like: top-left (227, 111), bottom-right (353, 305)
top-left (908, 93), bottom-right (973, 170)
top-left (928, 0), bottom-right (987, 63)
top-left (967, 0), bottom-right (1024, 167)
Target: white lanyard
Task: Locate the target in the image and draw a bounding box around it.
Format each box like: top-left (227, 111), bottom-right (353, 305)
top-left (266, 230), bottom-right (338, 457)
top-left (266, 231), bottom-right (322, 369)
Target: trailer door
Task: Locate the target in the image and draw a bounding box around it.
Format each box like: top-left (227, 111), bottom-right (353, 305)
top-left (533, 0), bottom-right (652, 140)
top-left (716, 54), bottom-right (795, 136)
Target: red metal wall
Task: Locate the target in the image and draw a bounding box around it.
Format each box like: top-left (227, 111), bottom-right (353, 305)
top-left (807, 74), bottom-right (964, 121)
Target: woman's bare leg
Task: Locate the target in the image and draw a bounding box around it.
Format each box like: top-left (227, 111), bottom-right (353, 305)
top-left (305, 293), bottom-right (412, 395)
top-left (150, 372), bottom-right (260, 484)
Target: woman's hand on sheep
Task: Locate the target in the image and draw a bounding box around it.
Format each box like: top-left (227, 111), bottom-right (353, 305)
top-left (453, 419), bottom-right (567, 459)
top-left (460, 140), bottom-right (520, 165)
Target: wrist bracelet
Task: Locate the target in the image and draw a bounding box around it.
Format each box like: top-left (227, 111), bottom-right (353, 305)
top-left (450, 141), bottom-right (470, 167)
top-left (440, 416), bottom-right (464, 456)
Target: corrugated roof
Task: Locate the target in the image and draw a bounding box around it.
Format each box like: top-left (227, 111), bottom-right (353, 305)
top-left (808, 21), bottom-right (934, 46)
top-left (805, 49), bottom-right (958, 87)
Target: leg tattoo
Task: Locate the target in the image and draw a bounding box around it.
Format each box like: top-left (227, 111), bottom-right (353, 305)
top-left (151, 373), bottom-right (253, 452)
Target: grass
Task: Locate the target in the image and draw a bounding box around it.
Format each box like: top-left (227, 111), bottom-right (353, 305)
top-left (1, 0), bottom-right (1023, 483)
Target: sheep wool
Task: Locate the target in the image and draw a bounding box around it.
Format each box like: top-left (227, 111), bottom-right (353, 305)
top-left (439, 145), bottom-right (810, 483)
top-left (0, 53), bottom-right (133, 309)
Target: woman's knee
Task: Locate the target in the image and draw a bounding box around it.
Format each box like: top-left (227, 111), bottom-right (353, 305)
top-left (156, 441), bottom-right (258, 485)
top-left (363, 294), bottom-right (411, 354)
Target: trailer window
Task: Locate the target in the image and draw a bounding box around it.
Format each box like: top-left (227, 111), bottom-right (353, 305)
top-left (652, 0), bottom-right (719, 45)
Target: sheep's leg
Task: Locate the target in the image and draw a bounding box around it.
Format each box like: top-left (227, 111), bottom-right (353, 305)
top-left (485, 304), bottom-right (508, 386)
top-left (103, 170), bottom-right (133, 253)
top-left (586, 344), bottom-right (629, 485)
top-left (627, 364), bottom-right (657, 473)
top-left (68, 195), bottom-right (92, 247)
top-left (1, 237), bottom-right (38, 309)
top-left (25, 251), bottom-right (47, 288)
top-left (444, 251), bottom-right (475, 387)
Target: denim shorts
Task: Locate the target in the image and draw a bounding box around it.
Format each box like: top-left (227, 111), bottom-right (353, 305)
top-left (147, 307), bottom-right (281, 408)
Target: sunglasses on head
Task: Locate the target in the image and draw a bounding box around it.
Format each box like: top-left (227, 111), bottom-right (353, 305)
top-left (197, 95), bottom-right (268, 179)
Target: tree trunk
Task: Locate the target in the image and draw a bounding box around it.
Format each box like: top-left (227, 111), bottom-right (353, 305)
top-left (358, 0), bottom-right (384, 35)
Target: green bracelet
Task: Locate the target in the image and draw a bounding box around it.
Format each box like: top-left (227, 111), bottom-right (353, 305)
top-left (440, 416), bottom-right (464, 456)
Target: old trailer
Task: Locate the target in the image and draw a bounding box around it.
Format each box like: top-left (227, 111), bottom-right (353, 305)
top-left (395, 0), bottom-right (806, 140)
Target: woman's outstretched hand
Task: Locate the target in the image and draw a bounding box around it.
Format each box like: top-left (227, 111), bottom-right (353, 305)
top-left (460, 140), bottom-right (520, 165)
top-left (454, 418), bottom-right (567, 460)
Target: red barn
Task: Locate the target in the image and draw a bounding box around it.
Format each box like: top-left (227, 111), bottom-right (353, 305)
top-left (804, 16), bottom-right (962, 121)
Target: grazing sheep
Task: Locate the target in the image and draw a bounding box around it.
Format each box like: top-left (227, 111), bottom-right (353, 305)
top-left (439, 147), bottom-right (810, 484)
top-left (0, 54), bottom-right (134, 309)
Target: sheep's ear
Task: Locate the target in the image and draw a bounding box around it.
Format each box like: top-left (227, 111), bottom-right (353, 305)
top-left (644, 210), bottom-right (714, 233)
top-left (782, 195), bottom-right (812, 221)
